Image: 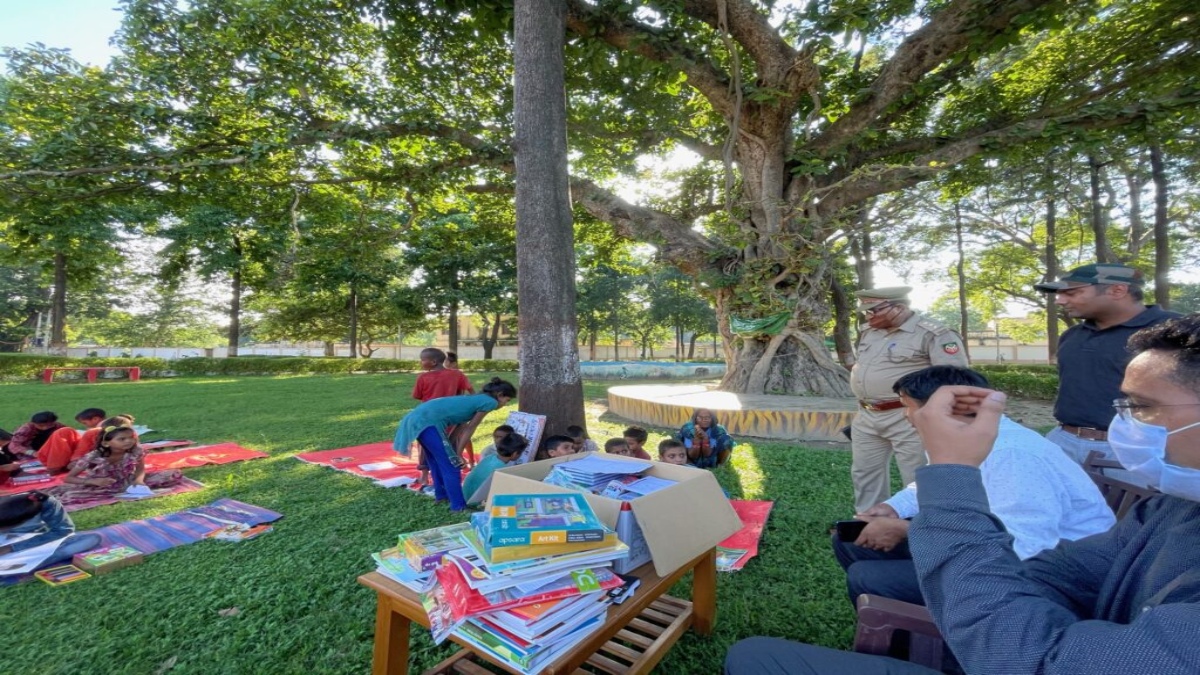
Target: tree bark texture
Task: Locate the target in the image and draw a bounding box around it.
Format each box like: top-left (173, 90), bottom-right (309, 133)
top-left (1044, 164), bottom-right (1059, 362)
top-left (1149, 143), bottom-right (1171, 308)
top-left (447, 298), bottom-right (459, 354)
top-left (514, 0), bottom-right (586, 433)
top-left (954, 201), bottom-right (971, 360)
top-left (1088, 154), bottom-right (1114, 263)
top-left (50, 252), bottom-right (68, 354)
top-left (228, 263), bottom-right (242, 357)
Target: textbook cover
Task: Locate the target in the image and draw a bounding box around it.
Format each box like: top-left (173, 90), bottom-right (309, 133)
top-left (399, 522), bottom-right (472, 571)
top-left (470, 512), bottom-right (618, 564)
top-left (434, 560), bottom-right (622, 621)
top-left (488, 493), bottom-right (606, 548)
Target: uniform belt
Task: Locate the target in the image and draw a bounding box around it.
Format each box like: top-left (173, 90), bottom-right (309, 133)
top-left (1060, 424), bottom-right (1107, 441)
top-left (859, 399), bottom-right (905, 412)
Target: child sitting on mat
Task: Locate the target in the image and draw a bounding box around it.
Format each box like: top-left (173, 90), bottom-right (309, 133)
top-left (657, 439), bottom-right (689, 466)
top-left (8, 411), bottom-right (65, 458)
top-left (463, 433), bottom-right (528, 506)
top-left (49, 425), bottom-right (183, 508)
top-left (0, 430), bottom-right (19, 486)
top-left (622, 426), bottom-right (654, 461)
top-left (393, 377), bottom-right (517, 511)
top-left (0, 491), bottom-right (101, 574)
top-left (37, 409), bottom-right (125, 474)
top-left (478, 424), bottom-right (515, 463)
top-left (676, 408), bottom-right (735, 468)
top-left (604, 438), bottom-right (631, 457)
top-left (566, 425), bottom-right (599, 454)
top-left (534, 435), bottom-right (577, 462)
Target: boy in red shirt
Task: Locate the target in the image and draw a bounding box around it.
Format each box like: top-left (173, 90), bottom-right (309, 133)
top-left (412, 349), bottom-right (475, 482)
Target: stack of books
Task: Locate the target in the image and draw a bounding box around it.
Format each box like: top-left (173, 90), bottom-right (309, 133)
top-left (374, 493), bottom-right (636, 674)
top-left (8, 461), bottom-right (54, 487)
top-left (543, 456), bottom-right (653, 492)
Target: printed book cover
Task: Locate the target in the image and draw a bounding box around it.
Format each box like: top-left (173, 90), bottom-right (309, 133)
top-left (488, 493), bottom-right (606, 548)
top-left (435, 560), bottom-right (622, 621)
top-left (399, 521), bottom-right (472, 571)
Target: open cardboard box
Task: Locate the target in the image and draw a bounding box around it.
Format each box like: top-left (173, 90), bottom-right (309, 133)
top-left (486, 452), bottom-right (741, 575)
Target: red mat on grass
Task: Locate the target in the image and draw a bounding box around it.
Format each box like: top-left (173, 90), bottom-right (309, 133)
top-left (717, 500), bottom-right (774, 571)
top-left (295, 441), bottom-right (467, 487)
top-left (143, 443), bottom-right (268, 470)
top-left (0, 443), bottom-right (267, 496)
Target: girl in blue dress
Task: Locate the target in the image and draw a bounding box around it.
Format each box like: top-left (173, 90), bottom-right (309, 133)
top-left (393, 377), bottom-right (516, 510)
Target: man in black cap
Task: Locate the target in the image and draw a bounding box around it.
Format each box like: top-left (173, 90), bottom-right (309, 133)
top-left (1035, 263), bottom-right (1178, 471)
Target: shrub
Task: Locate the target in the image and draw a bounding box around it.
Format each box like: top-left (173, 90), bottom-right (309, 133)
top-left (977, 364), bottom-right (1058, 400)
top-left (0, 354), bottom-right (519, 380)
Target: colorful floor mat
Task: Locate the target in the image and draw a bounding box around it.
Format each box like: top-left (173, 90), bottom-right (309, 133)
top-left (142, 443), bottom-right (268, 470)
top-left (1, 443), bottom-right (267, 497)
top-left (296, 441), bottom-right (466, 488)
top-left (716, 500), bottom-right (774, 572)
top-left (90, 497), bottom-right (282, 554)
top-left (62, 477), bottom-right (206, 513)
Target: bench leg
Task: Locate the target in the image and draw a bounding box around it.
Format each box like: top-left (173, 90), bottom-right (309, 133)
top-left (87, 368), bottom-right (98, 383)
top-left (130, 367), bottom-right (141, 381)
top-left (43, 368), bottom-right (53, 384)
top-left (373, 593), bottom-right (411, 675)
top-left (691, 548), bottom-right (717, 635)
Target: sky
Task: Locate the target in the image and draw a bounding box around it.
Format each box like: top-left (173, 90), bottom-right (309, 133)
top-left (0, 1), bottom-right (123, 68)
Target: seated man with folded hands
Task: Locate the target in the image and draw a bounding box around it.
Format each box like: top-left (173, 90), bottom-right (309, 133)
top-left (832, 365), bottom-right (1114, 607)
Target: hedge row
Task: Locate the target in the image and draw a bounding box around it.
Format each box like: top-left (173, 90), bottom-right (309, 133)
top-left (976, 365), bottom-right (1058, 400)
top-left (0, 354), bottom-right (1059, 398)
top-left (0, 355), bottom-right (519, 380)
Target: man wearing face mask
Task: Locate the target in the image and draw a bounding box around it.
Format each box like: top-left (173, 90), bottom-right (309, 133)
top-left (848, 287), bottom-right (968, 512)
top-left (1035, 264), bottom-right (1178, 472)
top-left (726, 315), bottom-right (1200, 674)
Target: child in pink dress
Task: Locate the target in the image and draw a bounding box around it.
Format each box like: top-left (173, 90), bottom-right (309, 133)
top-left (49, 426), bottom-right (182, 507)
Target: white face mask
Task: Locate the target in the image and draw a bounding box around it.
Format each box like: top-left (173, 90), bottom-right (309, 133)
top-left (1107, 413), bottom-right (1200, 501)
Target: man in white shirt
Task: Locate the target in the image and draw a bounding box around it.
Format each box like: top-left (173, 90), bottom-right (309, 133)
top-left (831, 365), bottom-right (1115, 605)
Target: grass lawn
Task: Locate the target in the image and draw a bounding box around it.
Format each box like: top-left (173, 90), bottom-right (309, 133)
top-left (2, 373), bottom-right (862, 675)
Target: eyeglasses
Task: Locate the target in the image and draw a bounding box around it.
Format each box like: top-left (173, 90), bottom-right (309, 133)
top-left (1112, 398), bottom-right (1200, 422)
top-left (862, 302), bottom-right (895, 317)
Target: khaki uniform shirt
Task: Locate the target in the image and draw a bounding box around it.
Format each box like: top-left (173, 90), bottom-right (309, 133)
top-left (850, 312), bottom-right (969, 400)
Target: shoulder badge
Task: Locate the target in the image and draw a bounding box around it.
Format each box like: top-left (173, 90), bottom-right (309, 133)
top-left (942, 342), bottom-right (961, 355)
top-left (916, 317), bottom-right (951, 335)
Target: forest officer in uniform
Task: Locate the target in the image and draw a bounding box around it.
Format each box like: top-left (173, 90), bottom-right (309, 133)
top-left (849, 287), bottom-right (969, 512)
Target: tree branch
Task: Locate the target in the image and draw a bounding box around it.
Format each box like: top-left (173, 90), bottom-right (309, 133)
top-left (676, 0), bottom-right (818, 96)
top-left (570, 177), bottom-right (729, 274)
top-left (564, 0), bottom-right (735, 118)
top-left (814, 89), bottom-right (1200, 218)
top-left (808, 0), bottom-right (1059, 156)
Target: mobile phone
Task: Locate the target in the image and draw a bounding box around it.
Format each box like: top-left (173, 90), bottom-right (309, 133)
top-left (835, 519), bottom-right (868, 542)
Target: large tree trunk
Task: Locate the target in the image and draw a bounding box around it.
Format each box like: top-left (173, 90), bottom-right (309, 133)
top-left (347, 283), bottom-right (359, 359)
top-left (1044, 161), bottom-right (1060, 362)
top-left (513, 0), bottom-right (585, 435)
top-left (829, 275), bottom-right (854, 368)
top-left (1149, 143), bottom-right (1171, 308)
top-left (227, 263), bottom-right (242, 357)
top-left (1088, 154), bottom-right (1115, 263)
top-left (50, 252), bottom-right (68, 354)
top-left (954, 201), bottom-right (971, 360)
top-left (447, 298), bottom-right (459, 354)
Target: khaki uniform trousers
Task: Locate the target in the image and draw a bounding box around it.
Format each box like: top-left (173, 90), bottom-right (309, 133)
top-left (850, 407), bottom-right (926, 513)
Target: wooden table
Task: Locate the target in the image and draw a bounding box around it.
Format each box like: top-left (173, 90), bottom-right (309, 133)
top-left (357, 548), bottom-right (717, 675)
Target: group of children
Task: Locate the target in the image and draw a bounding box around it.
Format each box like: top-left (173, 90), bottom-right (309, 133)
top-left (432, 407), bottom-right (738, 510)
top-left (1, 408), bottom-right (183, 507)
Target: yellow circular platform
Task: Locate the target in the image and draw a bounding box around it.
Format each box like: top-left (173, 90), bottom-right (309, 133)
top-left (607, 384), bottom-right (859, 442)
